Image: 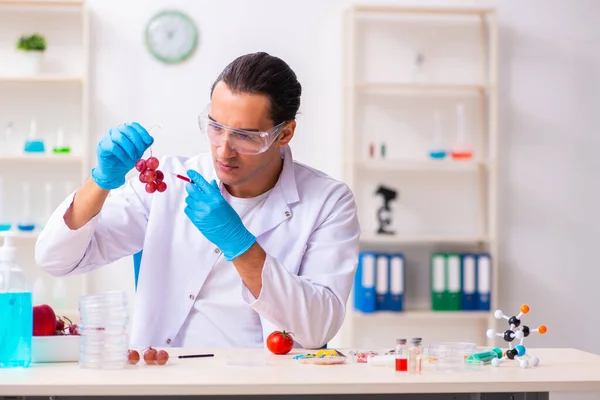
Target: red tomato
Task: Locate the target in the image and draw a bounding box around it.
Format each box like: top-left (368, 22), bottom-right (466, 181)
top-left (266, 330), bottom-right (294, 355)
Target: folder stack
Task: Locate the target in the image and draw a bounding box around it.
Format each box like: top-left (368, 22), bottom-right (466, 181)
top-left (354, 251), bottom-right (405, 313)
top-left (430, 252), bottom-right (492, 311)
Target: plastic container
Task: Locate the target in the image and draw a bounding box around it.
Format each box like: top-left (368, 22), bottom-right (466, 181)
top-left (427, 342), bottom-right (477, 363)
top-left (0, 236), bottom-right (33, 368)
top-left (78, 291), bottom-right (129, 369)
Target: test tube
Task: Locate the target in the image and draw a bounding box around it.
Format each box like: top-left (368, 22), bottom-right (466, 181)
top-left (429, 111), bottom-right (447, 159)
top-left (17, 182), bottom-right (35, 232)
top-left (0, 175), bottom-right (11, 231)
top-left (450, 103), bottom-right (473, 160)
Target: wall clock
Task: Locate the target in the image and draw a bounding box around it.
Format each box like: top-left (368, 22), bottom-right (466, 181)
top-left (145, 10), bottom-right (199, 64)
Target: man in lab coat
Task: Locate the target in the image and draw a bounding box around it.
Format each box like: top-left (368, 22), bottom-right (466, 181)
top-left (35, 52), bottom-right (361, 349)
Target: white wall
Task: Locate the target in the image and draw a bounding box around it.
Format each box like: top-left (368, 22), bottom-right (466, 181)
top-left (84, 0), bottom-right (600, 366)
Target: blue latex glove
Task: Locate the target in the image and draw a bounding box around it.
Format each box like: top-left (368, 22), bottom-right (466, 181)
top-left (184, 170), bottom-right (257, 261)
top-left (91, 122), bottom-right (154, 190)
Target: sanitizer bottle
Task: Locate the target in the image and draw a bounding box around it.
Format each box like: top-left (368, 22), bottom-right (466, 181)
top-left (0, 236), bottom-right (33, 368)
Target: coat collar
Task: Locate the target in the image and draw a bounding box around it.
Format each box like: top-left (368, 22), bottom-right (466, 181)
top-left (216, 145), bottom-right (300, 238)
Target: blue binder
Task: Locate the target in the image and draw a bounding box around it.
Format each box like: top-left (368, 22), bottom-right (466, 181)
top-left (354, 252), bottom-right (377, 313)
top-left (461, 253), bottom-right (477, 310)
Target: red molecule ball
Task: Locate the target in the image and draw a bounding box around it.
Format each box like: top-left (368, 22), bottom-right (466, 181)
top-left (156, 181), bottom-right (167, 193)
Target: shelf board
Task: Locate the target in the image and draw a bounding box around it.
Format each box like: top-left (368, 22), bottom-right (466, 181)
top-left (354, 82), bottom-right (486, 95)
top-left (352, 309), bottom-right (490, 321)
top-left (0, 154), bottom-right (83, 163)
top-left (0, 230), bottom-right (40, 239)
top-left (358, 159), bottom-right (486, 172)
top-left (0, 75), bottom-right (83, 83)
top-left (0, 0), bottom-right (83, 6)
top-left (360, 234), bottom-right (489, 244)
top-left (353, 5), bottom-right (494, 16)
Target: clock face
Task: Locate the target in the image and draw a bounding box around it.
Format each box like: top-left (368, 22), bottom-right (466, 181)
top-left (145, 10), bottom-right (198, 64)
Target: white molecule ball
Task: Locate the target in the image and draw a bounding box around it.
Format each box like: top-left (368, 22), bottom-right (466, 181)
top-left (515, 330), bottom-right (524, 340)
top-left (491, 358), bottom-right (501, 367)
top-left (486, 329), bottom-right (496, 339)
top-left (531, 356), bottom-right (539, 367)
top-left (519, 359), bottom-right (529, 369)
top-left (494, 310), bottom-right (504, 319)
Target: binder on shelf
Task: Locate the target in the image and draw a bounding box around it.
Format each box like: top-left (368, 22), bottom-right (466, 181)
top-left (446, 253), bottom-right (462, 311)
top-left (430, 253), bottom-right (448, 311)
top-left (476, 253), bottom-right (492, 311)
top-left (354, 252), bottom-right (376, 313)
top-left (461, 253), bottom-right (478, 311)
top-left (375, 254), bottom-right (390, 311)
top-left (388, 253), bottom-right (404, 312)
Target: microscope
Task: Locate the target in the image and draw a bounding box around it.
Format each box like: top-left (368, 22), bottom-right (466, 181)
top-left (375, 185), bottom-right (398, 235)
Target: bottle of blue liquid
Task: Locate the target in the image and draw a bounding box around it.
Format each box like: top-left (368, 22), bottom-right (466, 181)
top-left (0, 236), bottom-right (33, 368)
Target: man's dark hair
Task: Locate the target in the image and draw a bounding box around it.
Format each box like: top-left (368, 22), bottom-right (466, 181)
top-left (210, 52), bottom-right (302, 126)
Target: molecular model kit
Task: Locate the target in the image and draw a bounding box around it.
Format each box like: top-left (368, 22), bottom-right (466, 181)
top-left (486, 304), bottom-right (547, 368)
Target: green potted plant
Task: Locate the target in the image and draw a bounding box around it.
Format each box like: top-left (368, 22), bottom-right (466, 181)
top-left (15, 33), bottom-right (47, 75)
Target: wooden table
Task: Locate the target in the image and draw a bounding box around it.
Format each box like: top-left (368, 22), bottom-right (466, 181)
top-left (1, 348), bottom-right (599, 399)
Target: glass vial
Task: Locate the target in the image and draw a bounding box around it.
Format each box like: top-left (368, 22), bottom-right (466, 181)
top-left (408, 337), bottom-right (423, 374)
top-left (450, 103), bottom-right (473, 160)
top-left (395, 338), bottom-right (408, 371)
top-left (0, 175), bottom-right (11, 232)
top-left (17, 182), bottom-right (35, 232)
top-left (52, 127), bottom-right (71, 154)
top-left (429, 110), bottom-right (447, 159)
top-left (24, 118), bottom-right (45, 154)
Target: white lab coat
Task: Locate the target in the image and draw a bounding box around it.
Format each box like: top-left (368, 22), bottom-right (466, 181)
top-left (35, 146), bottom-right (360, 349)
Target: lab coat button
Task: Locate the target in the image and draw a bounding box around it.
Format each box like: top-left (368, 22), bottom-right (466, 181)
top-left (166, 338), bottom-right (172, 345)
top-left (189, 294), bottom-right (195, 300)
top-left (285, 211), bottom-right (291, 217)
top-left (214, 248), bottom-right (220, 254)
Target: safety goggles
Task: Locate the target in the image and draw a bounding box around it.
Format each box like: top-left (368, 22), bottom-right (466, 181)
top-left (197, 106), bottom-right (288, 155)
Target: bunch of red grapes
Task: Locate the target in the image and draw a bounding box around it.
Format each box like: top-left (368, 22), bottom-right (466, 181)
top-left (128, 347), bottom-right (169, 366)
top-left (136, 156), bottom-right (167, 194)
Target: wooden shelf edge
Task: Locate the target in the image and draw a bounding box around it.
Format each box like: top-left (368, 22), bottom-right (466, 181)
top-left (352, 5), bottom-right (495, 16)
top-left (357, 159), bottom-right (487, 172)
top-left (352, 310), bottom-right (490, 320)
top-left (0, 0), bottom-right (83, 7)
top-left (0, 75), bottom-right (84, 83)
top-left (0, 154), bottom-right (84, 162)
top-left (360, 235), bottom-right (490, 244)
top-left (0, 230), bottom-right (40, 239)
top-left (353, 82), bottom-right (487, 93)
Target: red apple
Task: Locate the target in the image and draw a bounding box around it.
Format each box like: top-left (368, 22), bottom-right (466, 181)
top-left (33, 304), bottom-right (57, 336)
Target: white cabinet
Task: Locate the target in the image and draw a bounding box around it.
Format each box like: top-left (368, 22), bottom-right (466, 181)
top-left (334, 5), bottom-right (498, 349)
top-left (0, 0), bottom-right (90, 322)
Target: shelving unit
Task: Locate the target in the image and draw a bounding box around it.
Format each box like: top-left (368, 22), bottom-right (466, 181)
top-left (333, 5), bottom-right (498, 349)
top-left (0, 0), bottom-right (90, 321)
